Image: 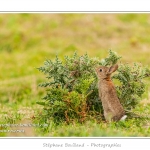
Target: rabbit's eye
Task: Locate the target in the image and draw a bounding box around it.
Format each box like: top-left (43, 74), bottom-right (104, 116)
top-left (99, 69), bottom-right (102, 72)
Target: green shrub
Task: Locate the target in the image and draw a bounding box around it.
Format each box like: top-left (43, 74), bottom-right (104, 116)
top-left (37, 50), bottom-right (150, 124)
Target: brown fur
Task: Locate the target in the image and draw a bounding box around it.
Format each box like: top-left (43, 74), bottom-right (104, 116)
top-left (96, 64), bottom-right (125, 122)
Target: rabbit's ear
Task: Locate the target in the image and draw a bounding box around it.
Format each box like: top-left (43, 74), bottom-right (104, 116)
top-left (107, 64), bottom-right (118, 75)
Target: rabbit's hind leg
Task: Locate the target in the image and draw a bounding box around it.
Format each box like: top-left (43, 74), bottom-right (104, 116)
top-left (104, 111), bottom-right (113, 122)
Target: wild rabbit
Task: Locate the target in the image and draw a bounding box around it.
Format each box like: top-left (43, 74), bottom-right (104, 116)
top-left (96, 64), bottom-right (127, 122)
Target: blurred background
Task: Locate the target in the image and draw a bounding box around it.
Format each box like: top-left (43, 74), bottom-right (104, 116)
top-left (0, 14), bottom-right (150, 136)
top-left (0, 14), bottom-right (150, 80)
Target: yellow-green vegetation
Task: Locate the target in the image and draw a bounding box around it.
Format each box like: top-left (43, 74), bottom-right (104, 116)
top-left (0, 14), bottom-right (150, 137)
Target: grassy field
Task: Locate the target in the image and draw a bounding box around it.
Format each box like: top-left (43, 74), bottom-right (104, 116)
top-left (0, 14), bottom-right (150, 137)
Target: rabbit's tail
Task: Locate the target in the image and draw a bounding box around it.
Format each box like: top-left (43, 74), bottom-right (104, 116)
top-left (120, 115), bottom-right (127, 121)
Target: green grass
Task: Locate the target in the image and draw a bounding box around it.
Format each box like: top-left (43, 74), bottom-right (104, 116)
top-left (0, 14), bottom-right (150, 137)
